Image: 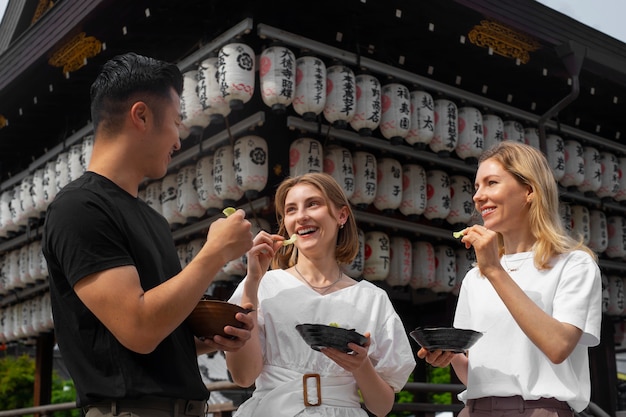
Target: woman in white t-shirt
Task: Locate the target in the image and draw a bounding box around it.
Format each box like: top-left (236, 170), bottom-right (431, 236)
top-left (225, 172), bottom-right (415, 417)
top-left (418, 141), bottom-right (602, 416)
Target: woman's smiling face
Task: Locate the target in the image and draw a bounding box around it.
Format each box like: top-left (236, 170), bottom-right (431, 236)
top-left (473, 158), bottom-right (532, 235)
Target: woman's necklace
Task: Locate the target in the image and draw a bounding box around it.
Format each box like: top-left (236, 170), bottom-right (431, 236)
top-left (502, 253), bottom-right (533, 272)
top-left (294, 264), bottom-right (343, 295)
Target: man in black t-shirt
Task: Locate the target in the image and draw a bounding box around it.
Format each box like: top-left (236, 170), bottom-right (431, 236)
top-left (42, 52), bottom-right (254, 416)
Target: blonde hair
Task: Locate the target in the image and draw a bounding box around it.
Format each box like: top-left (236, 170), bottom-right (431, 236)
top-left (479, 141), bottom-right (597, 269)
top-left (271, 172), bottom-right (359, 269)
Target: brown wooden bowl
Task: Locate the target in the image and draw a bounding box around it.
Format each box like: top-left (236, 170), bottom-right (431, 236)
top-left (186, 300), bottom-right (253, 339)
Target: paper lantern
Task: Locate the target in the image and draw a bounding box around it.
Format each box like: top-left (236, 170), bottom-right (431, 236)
top-left (293, 56), bottom-right (327, 122)
top-left (374, 157), bottom-right (403, 213)
top-left (386, 236), bottom-right (412, 287)
top-left (349, 151), bottom-right (377, 209)
top-left (607, 275), bottom-right (625, 316)
top-left (160, 173), bottom-right (186, 228)
top-left (560, 139), bottom-right (585, 189)
top-left (32, 167), bottom-right (46, 216)
top-left (607, 216), bottom-right (626, 259)
top-left (323, 64), bottom-right (356, 129)
top-left (456, 106), bottom-right (484, 163)
top-left (430, 98), bottom-right (457, 155)
top-left (18, 245), bottom-right (31, 287)
top-left (195, 155), bottom-right (223, 215)
top-left (43, 160), bottom-right (57, 208)
top-left (503, 120), bottom-right (524, 142)
top-left (597, 151), bottom-right (619, 200)
top-left (11, 184), bottom-right (27, 231)
top-left (342, 228), bottom-right (365, 279)
top-left (289, 137), bottom-right (323, 177)
top-left (349, 73), bottom-right (381, 136)
top-left (213, 145), bottom-right (244, 206)
top-left (559, 202), bottom-right (572, 235)
top-left (545, 134), bottom-right (565, 182)
top-left (323, 145), bottom-right (355, 199)
top-left (424, 169), bottom-right (451, 221)
top-left (27, 240), bottom-right (45, 283)
top-left (523, 127), bottom-right (540, 149)
top-left (217, 43), bottom-right (255, 110)
top-left (615, 157), bottom-right (626, 202)
top-left (81, 134), bottom-right (94, 170)
top-left (18, 174), bottom-right (37, 222)
top-left (447, 175), bottom-right (474, 227)
top-left (234, 135), bottom-right (268, 199)
top-left (197, 56), bottom-right (231, 124)
top-left (259, 45), bottom-right (296, 113)
top-left (601, 274), bottom-right (609, 314)
top-left (482, 113), bottom-right (504, 152)
top-left (432, 245), bottom-right (456, 293)
top-left (454, 248), bottom-right (476, 296)
top-left (177, 164), bottom-right (205, 222)
top-left (410, 241), bottom-right (436, 289)
top-left (578, 146), bottom-right (602, 194)
top-left (0, 190), bottom-right (17, 238)
top-left (380, 83), bottom-right (410, 145)
top-left (399, 164), bottom-right (427, 219)
top-left (55, 151), bottom-right (71, 193)
top-left (588, 209), bottom-right (608, 254)
top-left (363, 231), bottom-right (390, 281)
top-left (180, 70), bottom-right (210, 135)
top-left (144, 180), bottom-right (163, 215)
top-left (406, 90), bottom-right (434, 149)
top-left (569, 205), bottom-right (590, 245)
top-left (68, 143), bottom-right (84, 181)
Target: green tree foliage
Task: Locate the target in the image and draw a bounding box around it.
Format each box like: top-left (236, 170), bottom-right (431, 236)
top-left (428, 364), bottom-right (452, 404)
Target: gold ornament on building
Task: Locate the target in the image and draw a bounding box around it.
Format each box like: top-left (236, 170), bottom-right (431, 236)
top-left (49, 32), bottom-right (102, 73)
top-left (0, 115), bottom-right (7, 129)
top-left (468, 20), bottom-right (541, 64)
top-left (31, 0), bottom-right (54, 24)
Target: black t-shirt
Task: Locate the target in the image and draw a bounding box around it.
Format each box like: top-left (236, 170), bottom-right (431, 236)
top-left (42, 172), bottom-right (209, 406)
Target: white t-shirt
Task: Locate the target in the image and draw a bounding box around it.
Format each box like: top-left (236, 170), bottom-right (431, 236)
top-left (454, 250), bottom-right (602, 412)
top-left (229, 269), bottom-right (416, 417)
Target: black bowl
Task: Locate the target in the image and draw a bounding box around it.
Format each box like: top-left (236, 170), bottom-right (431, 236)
top-left (296, 324), bottom-right (367, 353)
top-left (409, 327), bottom-right (483, 353)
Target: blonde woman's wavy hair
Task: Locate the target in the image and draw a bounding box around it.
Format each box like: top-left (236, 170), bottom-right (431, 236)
top-left (479, 141), bottom-right (597, 269)
top-left (271, 172), bottom-right (359, 270)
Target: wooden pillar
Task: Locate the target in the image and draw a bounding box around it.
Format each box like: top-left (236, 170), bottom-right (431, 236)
top-left (34, 332), bottom-right (54, 417)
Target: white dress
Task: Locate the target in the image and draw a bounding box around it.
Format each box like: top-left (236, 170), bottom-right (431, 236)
top-left (228, 269), bottom-right (416, 417)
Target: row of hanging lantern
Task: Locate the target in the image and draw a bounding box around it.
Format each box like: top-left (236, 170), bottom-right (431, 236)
top-left (0, 240), bottom-right (48, 295)
top-left (0, 134), bottom-right (93, 240)
top-left (139, 135), bottom-right (269, 228)
top-left (0, 292), bottom-right (54, 343)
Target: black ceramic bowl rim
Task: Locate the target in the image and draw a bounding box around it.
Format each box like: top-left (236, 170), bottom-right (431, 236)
top-left (295, 323), bottom-right (367, 353)
top-left (409, 327), bottom-right (483, 353)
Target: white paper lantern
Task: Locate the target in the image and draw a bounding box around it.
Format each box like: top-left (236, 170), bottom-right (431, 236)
top-left (197, 56), bottom-right (231, 124)
top-left (0, 189), bottom-right (18, 237)
top-left (55, 151), bottom-right (71, 193)
top-left (289, 137), bottom-right (323, 177)
top-left (410, 241), bottom-right (436, 289)
top-left (482, 113), bottom-right (504, 152)
top-left (374, 157), bottom-right (403, 213)
top-left (602, 274), bottom-right (610, 314)
top-left (144, 180), bottom-right (163, 215)
top-left (7, 249), bottom-right (20, 291)
top-left (406, 90), bottom-right (434, 149)
top-left (81, 134), bottom-right (94, 170)
top-left (217, 43), bottom-right (255, 110)
top-left (578, 146), bottom-right (602, 194)
top-left (293, 56), bottom-right (327, 122)
top-left (68, 143), bottom-right (84, 181)
top-left (607, 275), bottom-right (625, 316)
top-left (161, 173), bottom-right (186, 228)
top-left (18, 245), bottom-right (31, 287)
top-left (432, 245), bottom-right (456, 293)
top-left (399, 164), bottom-right (427, 219)
top-left (454, 248), bottom-right (476, 296)
top-left (349, 151), bottom-right (377, 209)
top-left (523, 127), bottom-right (541, 150)
top-left (380, 83), bottom-right (410, 145)
top-left (195, 155), bottom-right (223, 215)
top-left (560, 139), bottom-right (585, 189)
top-left (607, 216), bottom-right (626, 259)
top-left (43, 160), bottom-right (57, 207)
top-left (323, 145), bottom-right (355, 199)
top-left (180, 70), bottom-right (210, 135)
top-left (588, 209), bottom-right (608, 254)
top-left (234, 135), bottom-right (268, 199)
top-left (213, 145), bottom-right (244, 206)
top-left (41, 291), bottom-right (54, 330)
top-left (569, 205), bottom-right (590, 245)
top-left (349, 73), bottom-right (381, 136)
top-left (447, 175), bottom-right (474, 227)
top-left (386, 236), bottom-right (412, 287)
top-left (597, 151), bottom-right (620, 200)
top-left (32, 168), bottom-right (46, 216)
top-left (323, 64), bottom-right (356, 129)
top-left (259, 45), bottom-right (296, 113)
top-left (430, 98), bottom-right (457, 155)
top-left (559, 202), bottom-right (572, 235)
top-left (545, 134), bottom-right (565, 182)
top-left (19, 174), bottom-right (37, 222)
top-left (503, 120), bottom-right (524, 142)
top-left (11, 184), bottom-right (27, 230)
top-left (615, 157), bottom-right (626, 202)
top-left (28, 240), bottom-right (45, 282)
top-left (177, 165), bottom-right (205, 222)
top-left (456, 106), bottom-right (484, 163)
top-left (363, 231), bottom-right (390, 281)
top-left (342, 228), bottom-right (365, 279)
top-left (424, 170), bottom-right (451, 221)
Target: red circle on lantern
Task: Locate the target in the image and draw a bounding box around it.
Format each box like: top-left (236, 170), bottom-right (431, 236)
top-left (296, 67), bottom-right (303, 86)
top-left (402, 173), bottom-right (410, 190)
top-left (324, 158), bottom-right (335, 174)
top-left (364, 243), bottom-right (372, 260)
top-left (458, 116), bottom-right (466, 133)
top-left (427, 183), bottom-right (434, 200)
top-left (289, 148), bottom-right (300, 168)
top-left (259, 56), bottom-right (272, 78)
top-left (381, 94), bottom-right (391, 113)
